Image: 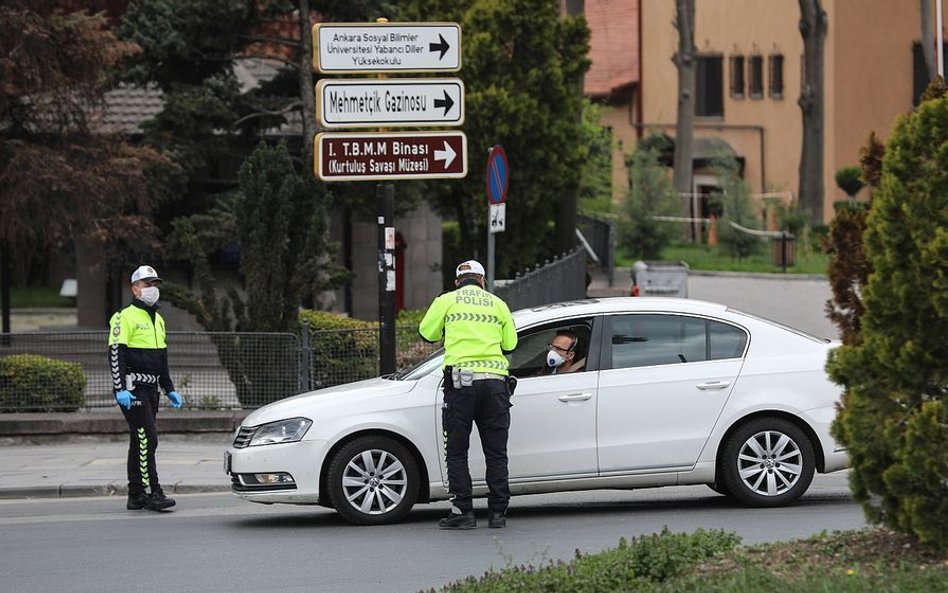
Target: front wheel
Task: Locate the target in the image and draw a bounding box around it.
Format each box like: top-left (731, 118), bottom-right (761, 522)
top-left (719, 417), bottom-right (815, 507)
top-left (326, 436), bottom-right (419, 525)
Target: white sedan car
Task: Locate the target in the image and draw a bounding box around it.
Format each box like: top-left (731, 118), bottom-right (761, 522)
top-left (224, 297), bottom-right (848, 525)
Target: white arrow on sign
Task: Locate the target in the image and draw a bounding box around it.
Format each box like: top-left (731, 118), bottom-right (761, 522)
top-left (312, 22), bottom-right (461, 74)
top-left (316, 78), bottom-right (465, 128)
top-left (434, 141), bottom-right (457, 168)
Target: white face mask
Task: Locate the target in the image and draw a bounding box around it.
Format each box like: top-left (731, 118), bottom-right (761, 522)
top-left (547, 349), bottom-right (566, 368)
top-left (139, 286), bottom-right (159, 306)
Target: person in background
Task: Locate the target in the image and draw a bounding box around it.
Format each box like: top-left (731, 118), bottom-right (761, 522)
top-left (108, 265), bottom-right (182, 512)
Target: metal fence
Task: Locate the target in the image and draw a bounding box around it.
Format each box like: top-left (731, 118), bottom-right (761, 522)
top-left (0, 327), bottom-right (441, 412)
top-left (578, 214), bottom-right (617, 285)
top-left (301, 326), bottom-right (440, 391)
top-left (1, 249), bottom-right (593, 412)
top-left (494, 247), bottom-right (588, 312)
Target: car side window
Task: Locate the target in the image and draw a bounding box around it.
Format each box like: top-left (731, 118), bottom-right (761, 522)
top-left (708, 320), bottom-right (748, 359)
top-left (610, 314), bottom-right (707, 369)
top-left (507, 319), bottom-right (592, 378)
top-left (609, 315), bottom-right (748, 369)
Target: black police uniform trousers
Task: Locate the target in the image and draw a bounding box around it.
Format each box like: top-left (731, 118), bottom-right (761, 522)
top-left (119, 383), bottom-right (162, 496)
top-left (442, 377), bottom-right (511, 514)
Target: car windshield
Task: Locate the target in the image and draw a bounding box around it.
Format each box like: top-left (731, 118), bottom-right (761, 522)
top-left (393, 347), bottom-right (444, 381)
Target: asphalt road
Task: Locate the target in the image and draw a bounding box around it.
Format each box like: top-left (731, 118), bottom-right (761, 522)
top-left (687, 273), bottom-right (838, 339)
top-left (0, 472), bottom-right (866, 593)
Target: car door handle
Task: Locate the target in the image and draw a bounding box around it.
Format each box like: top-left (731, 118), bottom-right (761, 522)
top-left (696, 381), bottom-right (730, 390)
top-left (557, 392), bottom-right (593, 402)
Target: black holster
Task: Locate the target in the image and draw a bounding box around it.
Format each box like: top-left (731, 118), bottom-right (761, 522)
top-left (506, 375), bottom-right (518, 395)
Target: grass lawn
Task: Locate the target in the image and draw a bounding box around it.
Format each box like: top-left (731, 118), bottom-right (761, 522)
top-left (8, 287), bottom-right (74, 308)
top-left (617, 241), bottom-right (829, 275)
top-left (435, 528), bottom-right (948, 593)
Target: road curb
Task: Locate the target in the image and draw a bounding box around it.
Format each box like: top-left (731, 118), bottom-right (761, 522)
top-left (0, 483), bottom-right (231, 500)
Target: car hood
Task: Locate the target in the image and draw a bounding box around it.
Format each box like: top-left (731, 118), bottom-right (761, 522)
top-left (242, 378), bottom-right (420, 426)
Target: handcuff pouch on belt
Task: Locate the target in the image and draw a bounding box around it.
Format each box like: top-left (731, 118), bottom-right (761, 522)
top-left (452, 367), bottom-right (474, 388)
top-left (443, 366), bottom-right (474, 389)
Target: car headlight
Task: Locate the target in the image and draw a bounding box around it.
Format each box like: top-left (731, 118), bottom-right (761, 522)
top-left (247, 417), bottom-right (312, 447)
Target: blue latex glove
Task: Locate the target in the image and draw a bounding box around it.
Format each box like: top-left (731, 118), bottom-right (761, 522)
top-left (168, 391), bottom-right (183, 409)
top-left (115, 390), bottom-right (136, 410)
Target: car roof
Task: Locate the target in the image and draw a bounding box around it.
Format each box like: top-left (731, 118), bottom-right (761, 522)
top-left (512, 297), bottom-right (731, 327)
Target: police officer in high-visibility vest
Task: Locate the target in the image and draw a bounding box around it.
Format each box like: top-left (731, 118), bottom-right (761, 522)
top-left (108, 265), bottom-right (183, 511)
top-left (419, 260), bottom-right (518, 529)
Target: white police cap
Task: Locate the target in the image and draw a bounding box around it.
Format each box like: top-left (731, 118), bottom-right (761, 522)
top-left (455, 260), bottom-right (485, 277)
top-left (130, 265), bottom-right (162, 284)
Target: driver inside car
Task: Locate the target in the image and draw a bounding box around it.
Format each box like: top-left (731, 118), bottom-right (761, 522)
top-left (534, 329), bottom-right (584, 376)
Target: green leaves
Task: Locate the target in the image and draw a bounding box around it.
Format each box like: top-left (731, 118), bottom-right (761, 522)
top-left (831, 92), bottom-right (948, 551)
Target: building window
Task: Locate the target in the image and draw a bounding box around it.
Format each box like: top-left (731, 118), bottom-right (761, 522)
top-left (769, 54), bottom-right (784, 99)
top-left (696, 55), bottom-right (724, 117)
top-left (749, 55), bottom-right (764, 99)
top-left (729, 55), bottom-right (745, 99)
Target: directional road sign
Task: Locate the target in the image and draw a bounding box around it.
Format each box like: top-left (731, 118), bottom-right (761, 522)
top-left (312, 22), bottom-right (461, 74)
top-left (315, 131), bottom-right (468, 182)
top-left (316, 78), bottom-right (464, 128)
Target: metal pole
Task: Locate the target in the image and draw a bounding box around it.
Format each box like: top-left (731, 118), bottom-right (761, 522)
top-left (1, 241), bottom-right (10, 338)
top-left (487, 224), bottom-right (495, 292)
top-left (377, 182), bottom-right (396, 376)
top-left (781, 231), bottom-right (788, 274)
top-left (300, 320), bottom-right (311, 392)
top-left (939, 0), bottom-right (945, 78)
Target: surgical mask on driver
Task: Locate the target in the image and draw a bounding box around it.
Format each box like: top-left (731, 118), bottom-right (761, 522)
top-left (139, 286), bottom-right (160, 306)
top-left (546, 349), bottom-right (566, 368)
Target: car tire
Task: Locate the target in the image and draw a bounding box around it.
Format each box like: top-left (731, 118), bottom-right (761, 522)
top-left (707, 482), bottom-right (731, 496)
top-left (327, 436), bottom-right (419, 525)
top-left (719, 417), bottom-right (815, 507)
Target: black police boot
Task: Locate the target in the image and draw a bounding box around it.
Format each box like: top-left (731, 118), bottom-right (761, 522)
top-left (146, 491), bottom-right (176, 511)
top-left (438, 510), bottom-right (476, 530)
top-left (126, 492), bottom-right (150, 510)
top-left (488, 511), bottom-right (506, 529)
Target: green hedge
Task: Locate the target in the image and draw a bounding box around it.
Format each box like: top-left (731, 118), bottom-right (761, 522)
top-left (0, 354), bottom-right (87, 412)
top-left (299, 310), bottom-right (380, 387)
top-left (437, 528), bottom-right (741, 592)
top-left (298, 310), bottom-right (440, 388)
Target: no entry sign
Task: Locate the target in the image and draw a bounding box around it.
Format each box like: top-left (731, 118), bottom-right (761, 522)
top-left (486, 145), bottom-right (508, 204)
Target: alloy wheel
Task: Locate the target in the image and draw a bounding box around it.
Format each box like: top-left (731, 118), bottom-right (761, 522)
top-left (736, 429), bottom-right (803, 497)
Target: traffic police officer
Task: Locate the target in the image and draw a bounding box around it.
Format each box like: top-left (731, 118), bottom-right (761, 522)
top-left (108, 265), bottom-right (182, 511)
top-left (419, 260), bottom-right (517, 529)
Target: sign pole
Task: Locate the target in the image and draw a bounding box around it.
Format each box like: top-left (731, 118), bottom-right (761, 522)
top-left (375, 17), bottom-right (397, 377)
top-left (487, 226), bottom-right (495, 292)
top-left (377, 181), bottom-right (396, 376)
top-left (485, 145), bottom-right (509, 293)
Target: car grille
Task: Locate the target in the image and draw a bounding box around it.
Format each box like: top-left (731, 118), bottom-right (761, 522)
top-left (232, 426), bottom-right (256, 448)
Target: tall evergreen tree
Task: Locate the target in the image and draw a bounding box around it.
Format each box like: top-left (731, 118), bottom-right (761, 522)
top-left (829, 93), bottom-right (948, 551)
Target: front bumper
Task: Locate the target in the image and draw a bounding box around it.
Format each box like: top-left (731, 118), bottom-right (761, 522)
top-left (226, 438), bottom-right (329, 504)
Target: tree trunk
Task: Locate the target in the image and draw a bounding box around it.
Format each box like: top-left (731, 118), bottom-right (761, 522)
top-left (798, 0), bottom-right (827, 225)
top-left (921, 0), bottom-right (937, 80)
top-left (554, 0), bottom-right (585, 255)
top-left (298, 0), bottom-right (317, 163)
top-left (672, 0), bottom-right (696, 236)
